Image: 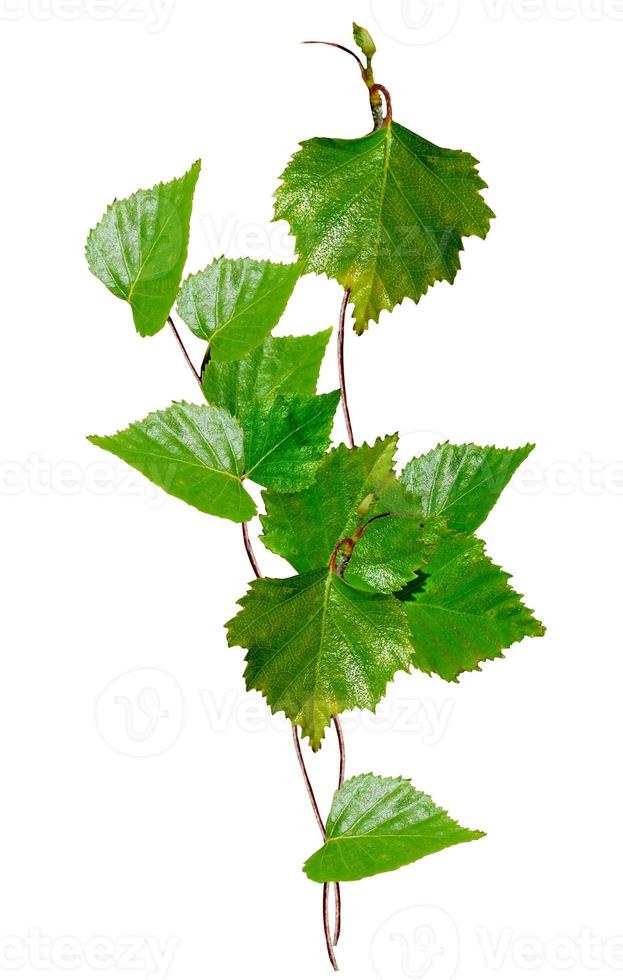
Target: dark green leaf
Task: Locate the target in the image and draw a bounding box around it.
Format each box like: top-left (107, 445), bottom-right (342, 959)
top-left (226, 570), bottom-right (413, 750)
top-left (261, 436), bottom-right (398, 571)
top-left (88, 401), bottom-right (255, 522)
top-left (86, 161), bottom-right (200, 337)
top-left (304, 773), bottom-right (484, 882)
top-left (400, 442), bottom-right (534, 533)
top-left (177, 257), bottom-right (300, 361)
top-left (202, 330), bottom-right (331, 419)
top-left (344, 511), bottom-right (448, 594)
top-left (274, 123), bottom-right (493, 332)
top-left (399, 532), bottom-right (545, 681)
top-left (244, 391), bottom-right (339, 492)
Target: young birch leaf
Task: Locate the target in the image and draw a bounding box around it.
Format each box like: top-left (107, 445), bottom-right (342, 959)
top-left (352, 22), bottom-right (376, 59)
top-left (88, 402), bottom-right (255, 522)
top-left (344, 512), bottom-right (448, 594)
top-left (400, 443), bottom-right (534, 533)
top-left (176, 257), bottom-right (300, 361)
top-left (274, 124), bottom-right (494, 332)
top-left (261, 437), bottom-right (398, 571)
top-left (226, 570), bottom-right (413, 750)
top-left (244, 391), bottom-right (340, 492)
top-left (86, 161), bottom-right (200, 337)
top-left (303, 774), bottom-right (484, 883)
top-left (202, 330), bottom-right (332, 419)
top-left (398, 532), bottom-right (545, 681)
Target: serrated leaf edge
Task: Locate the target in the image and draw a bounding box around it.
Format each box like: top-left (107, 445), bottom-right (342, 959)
top-left (302, 772), bottom-right (486, 881)
top-left (225, 572), bottom-right (415, 751)
top-left (407, 536), bottom-right (546, 683)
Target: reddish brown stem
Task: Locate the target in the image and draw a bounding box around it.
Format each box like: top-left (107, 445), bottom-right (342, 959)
top-left (337, 289), bottom-right (355, 449)
top-left (334, 716), bottom-right (346, 790)
top-left (332, 716), bottom-right (345, 945)
top-left (323, 884), bottom-right (339, 971)
top-left (171, 305), bottom-right (345, 968)
top-left (242, 522), bottom-right (263, 579)
top-left (292, 721), bottom-right (343, 959)
top-left (369, 83), bottom-right (393, 125)
top-left (303, 39), bottom-right (365, 76)
top-left (291, 724), bottom-right (326, 838)
top-left (167, 316), bottom-right (201, 388)
top-left (241, 524), bottom-right (341, 966)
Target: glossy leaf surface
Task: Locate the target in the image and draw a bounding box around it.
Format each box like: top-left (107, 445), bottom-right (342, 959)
top-left (261, 437), bottom-right (398, 571)
top-left (399, 532), bottom-right (545, 681)
top-left (304, 774), bottom-right (484, 882)
top-left (86, 161), bottom-right (200, 337)
top-left (244, 391), bottom-right (340, 492)
top-left (400, 442), bottom-right (534, 533)
top-left (226, 570), bottom-right (413, 750)
top-left (202, 330), bottom-right (331, 418)
top-left (275, 123), bottom-right (493, 331)
top-left (88, 401), bottom-right (254, 522)
top-left (177, 257), bottom-right (300, 360)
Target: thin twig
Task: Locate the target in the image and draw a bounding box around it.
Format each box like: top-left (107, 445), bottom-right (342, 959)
top-left (167, 316), bottom-right (202, 389)
top-left (303, 37), bottom-right (390, 132)
top-left (245, 525), bottom-right (340, 964)
top-left (334, 717), bottom-right (346, 789)
top-left (242, 522), bottom-right (263, 579)
top-left (332, 717), bottom-right (345, 944)
top-left (369, 83), bottom-right (393, 126)
top-left (337, 289), bottom-right (354, 449)
top-left (303, 39), bottom-right (365, 76)
top-left (291, 724), bottom-right (326, 838)
top-left (323, 884), bottom-right (339, 971)
top-left (292, 721), bottom-right (344, 956)
top-left (170, 306), bottom-right (343, 968)
top-left (332, 886), bottom-right (342, 949)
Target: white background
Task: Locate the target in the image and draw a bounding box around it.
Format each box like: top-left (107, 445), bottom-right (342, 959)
top-left (1, 1), bottom-right (622, 978)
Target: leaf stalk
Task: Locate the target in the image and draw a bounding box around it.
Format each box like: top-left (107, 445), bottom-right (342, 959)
top-left (167, 315), bottom-right (202, 389)
top-left (337, 288), bottom-right (355, 447)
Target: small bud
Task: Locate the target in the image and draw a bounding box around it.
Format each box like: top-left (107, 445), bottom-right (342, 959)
top-left (357, 492), bottom-right (378, 517)
top-left (353, 22), bottom-right (376, 61)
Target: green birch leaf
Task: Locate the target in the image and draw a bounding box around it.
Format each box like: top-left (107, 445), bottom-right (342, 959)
top-left (274, 122), bottom-right (493, 332)
top-left (176, 257), bottom-right (300, 361)
top-left (244, 390), bottom-right (340, 491)
top-left (398, 532), bottom-right (545, 681)
top-left (344, 511), bottom-right (448, 594)
top-left (201, 329), bottom-right (331, 418)
top-left (303, 774), bottom-right (484, 883)
top-left (261, 437), bottom-right (398, 571)
top-left (86, 161), bottom-right (200, 337)
top-left (88, 401), bottom-right (255, 523)
top-left (226, 570), bottom-right (413, 750)
top-left (261, 437), bottom-right (447, 590)
top-left (400, 442), bottom-right (534, 533)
